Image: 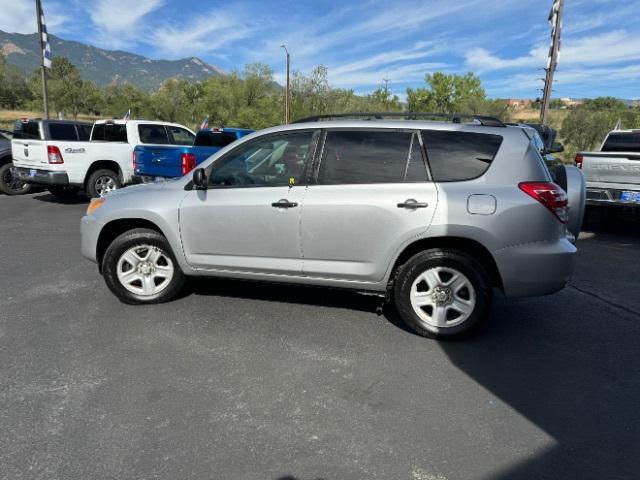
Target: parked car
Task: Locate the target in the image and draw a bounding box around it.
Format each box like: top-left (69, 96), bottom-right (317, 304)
top-left (81, 113), bottom-right (585, 340)
top-left (578, 129), bottom-right (640, 208)
top-left (1, 129), bottom-right (31, 195)
top-left (133, 127), bottom-right (254, 182)
top-left (11, 119), bottom-right (195, 199)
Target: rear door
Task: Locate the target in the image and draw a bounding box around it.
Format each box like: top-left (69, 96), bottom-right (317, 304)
top-left (300, 129), bottom-right (438, 283)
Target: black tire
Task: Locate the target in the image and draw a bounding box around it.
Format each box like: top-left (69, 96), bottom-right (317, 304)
top-left (0, 162), bottom-right (31, 195)
top-left (393, 249), bottom-right (492, 339)
top-left (86, 168), bottom-right (121, 198)
top-left (48, 186), bottom-right (80, 199)
top-left (102, 228), bottom-right (185, 305)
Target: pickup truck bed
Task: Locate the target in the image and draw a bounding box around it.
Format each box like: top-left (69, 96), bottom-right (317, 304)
top-left (133, 127), bottom-right (254, 180)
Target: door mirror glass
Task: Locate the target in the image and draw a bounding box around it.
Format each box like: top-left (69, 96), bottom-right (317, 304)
top-left (193, 168), bottom-right (207, 189)
top-left (546, 142), bottom-right (564, 154)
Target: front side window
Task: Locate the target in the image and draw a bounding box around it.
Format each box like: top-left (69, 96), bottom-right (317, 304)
top-left (317, 130), bottom-right (423, 185)
top-left (422, 130), bottom-right (503, 182)
top-left (208, 130), bottom-right (317, 188)
top-left (138, 124), bottom-right (169, 144)
top-left (48, 123), bottom-right (78, 141)
top-left (167, 126), bottom-right (194, 146)
top-left (91, 123), bottom-right (128, 142)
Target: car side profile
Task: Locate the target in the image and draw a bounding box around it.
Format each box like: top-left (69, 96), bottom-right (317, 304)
top-left (81, 114), bottom-right (584, 339)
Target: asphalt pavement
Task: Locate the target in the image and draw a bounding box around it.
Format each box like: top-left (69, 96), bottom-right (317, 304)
top-left (1, 192), bottom-right (639, 480)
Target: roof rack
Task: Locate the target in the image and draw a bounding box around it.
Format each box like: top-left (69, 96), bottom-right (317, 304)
top-left (293, 112), bottom-right (506, 127)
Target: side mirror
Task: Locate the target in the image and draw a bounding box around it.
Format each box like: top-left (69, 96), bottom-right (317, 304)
top-left (193, 168), bottom-right (207, 190)
top-left (546, 142), bottom-right (564, 154)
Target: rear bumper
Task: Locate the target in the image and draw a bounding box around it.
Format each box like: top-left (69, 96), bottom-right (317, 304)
top-left (12, 167), bottom-right (70, 186)
top-left (495, 238), bottom-right (576, 298)
top-left (586, 187), bottom-right (640, 207)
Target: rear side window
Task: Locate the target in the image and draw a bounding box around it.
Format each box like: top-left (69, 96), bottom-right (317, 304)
top-left (138, 124), bottom-right (169, 144)
top-left (78, 124), bottom-right (92, 140)
top-left (318, 130), bottom-right (426, 184)
top-left (167, 126), bottom-right (194, 146)
top-left (601, 133), bottom-right (640, 153)
top-left (48, 123), bottom-right (78, 141)
top-left (13, 121), bottom-right (41, 140)
top-left (422, 130), bottom-right (502, 182)
top-left (91, 123), bottom-right (128, 142)
top-left (194, 131), bottom-right (238, 148)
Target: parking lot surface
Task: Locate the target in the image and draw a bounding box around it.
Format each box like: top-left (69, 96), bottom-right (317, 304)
top-left (1, 192), bottom-right (639, 480)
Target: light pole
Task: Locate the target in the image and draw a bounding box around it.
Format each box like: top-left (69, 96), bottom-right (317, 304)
top-left (280, 44), bottom-right (290, 124)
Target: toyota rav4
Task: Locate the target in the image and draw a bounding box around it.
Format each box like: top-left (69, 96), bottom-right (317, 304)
top-left (80, 113), bottom-right (585, 339)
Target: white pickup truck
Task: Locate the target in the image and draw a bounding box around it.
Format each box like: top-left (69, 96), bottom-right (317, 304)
top-left (578, 129), bottom-right (640, 208)
top-left (11, 119), bottom-right (195, 198)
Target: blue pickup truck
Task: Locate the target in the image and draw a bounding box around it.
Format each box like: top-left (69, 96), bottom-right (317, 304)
top-left (133, 127), bottom-right (254, 181)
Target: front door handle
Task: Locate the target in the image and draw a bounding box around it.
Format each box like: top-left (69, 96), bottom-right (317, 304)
top-left (271, 199), bottom-right (298, 209)
top-left (397, 199), bottom-right (428, 209)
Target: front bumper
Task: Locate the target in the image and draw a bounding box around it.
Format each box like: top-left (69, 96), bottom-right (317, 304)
top-left (80, 215), bottom-right (103, 264)
top-left (12, 167), bottom-right (70, 186)
top-left (494, 238), bottom-right (576, 298)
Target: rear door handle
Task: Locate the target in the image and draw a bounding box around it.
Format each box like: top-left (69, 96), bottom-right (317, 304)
top-left (397, 199), bottom-right (428, 209)
top-left (271, 199), bottom-right (298, 209)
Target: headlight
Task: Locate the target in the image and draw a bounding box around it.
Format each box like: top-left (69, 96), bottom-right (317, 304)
top-left (86, 198), bottom-right (105, 215)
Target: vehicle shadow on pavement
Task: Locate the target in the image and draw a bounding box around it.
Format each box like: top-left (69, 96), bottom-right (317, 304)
top-left (32, 191), bottom-right (88, 205)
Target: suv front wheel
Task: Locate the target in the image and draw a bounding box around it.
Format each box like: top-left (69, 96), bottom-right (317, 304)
top-left (393, 249), bottom-right (492, 339)
top-left (102, 228), bottom-right (185, 304)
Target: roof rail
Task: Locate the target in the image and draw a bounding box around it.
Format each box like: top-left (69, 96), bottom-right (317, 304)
top-left (292, 112), bottom-right (506, 127)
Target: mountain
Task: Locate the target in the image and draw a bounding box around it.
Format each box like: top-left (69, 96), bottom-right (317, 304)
top-left (0, 30), bottom-right (224, 90)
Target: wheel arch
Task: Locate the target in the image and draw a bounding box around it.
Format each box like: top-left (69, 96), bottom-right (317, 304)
top-left (96, 218), bottom-right (167, 271)
top-left (85, 160), bottom-right (123, 187)
top-left (389, 236), bottom-right (504, 292)
top-left (0, 154), bottom-right (12, 165)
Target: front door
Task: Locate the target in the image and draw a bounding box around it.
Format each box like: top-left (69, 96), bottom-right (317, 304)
top-left (179, 129), bottom-right (319, 276)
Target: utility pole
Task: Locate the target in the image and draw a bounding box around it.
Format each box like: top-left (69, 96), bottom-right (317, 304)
top-left (280, 44), bottom-right (290, 124)
top-left (540, 0), bottom-right (564, 125)
top-left (35, 0), bottom-right (50, 119)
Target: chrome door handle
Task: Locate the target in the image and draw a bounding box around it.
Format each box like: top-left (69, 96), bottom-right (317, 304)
top-left (271, 199), bottom-right (298, 208)
top-left (397, 199), bottom-right (428, 209)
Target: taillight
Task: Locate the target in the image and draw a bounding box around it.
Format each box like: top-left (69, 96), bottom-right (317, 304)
top-left (47, 145), bottom-right (63, 164)
top-left (181, 153), bottom-right (196, 176)
top-left (575, 154), bottom-right (583, 169)
top-left (519, 182), bottom-right (568, 224)
top-left (132, 151), bottom-right (137, 170)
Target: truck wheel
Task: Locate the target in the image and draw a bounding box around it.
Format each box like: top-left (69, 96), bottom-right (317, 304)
top-left (102, 228), bottom-right (185, 305)
top-left (86, 169), bottom-right (121, 198)
top-left (0, 162), bottom-right (31, 195)
top-left (393, 249), bottom-right (492, 339)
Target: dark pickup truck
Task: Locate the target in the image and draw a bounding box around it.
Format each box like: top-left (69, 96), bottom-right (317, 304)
top-left (133, 127), bottom-right (254, 181)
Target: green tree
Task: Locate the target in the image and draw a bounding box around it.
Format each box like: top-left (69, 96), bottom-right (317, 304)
top-left (369, 80), bottom-right (402, 111)
top-left (0, 53), bottom-right (32, 109)
top-left (407, 72), bottom-right (485, 113)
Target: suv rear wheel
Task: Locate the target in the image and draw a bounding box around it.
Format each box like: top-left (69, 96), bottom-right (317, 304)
top-left (87, 169), bottom-right (121, 198)
top-left (102, 228), bottom-right (185, 304)
top-left (393, 249), bottom-right (492, 339)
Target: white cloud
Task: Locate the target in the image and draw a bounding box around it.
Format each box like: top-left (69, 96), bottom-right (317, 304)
top-left (467, 30), bottom-right (640, 73)
top-left (88, 0), bottom-right (163, 49)
top-left (150, 11), bottom-right (253, 59)
top-left (0, 0), bottom-right (67, 34)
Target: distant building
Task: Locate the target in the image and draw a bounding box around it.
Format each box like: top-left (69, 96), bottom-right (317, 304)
top-left (503, 99), bottom-right (533, 109)
top-left (559, 98), bottom-right (583, 108)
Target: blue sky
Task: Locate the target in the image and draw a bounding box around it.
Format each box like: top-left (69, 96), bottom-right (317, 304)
top-left (2, 0), bottom-right (639, 99)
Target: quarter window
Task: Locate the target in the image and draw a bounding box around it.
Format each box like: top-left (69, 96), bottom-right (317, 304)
top-left (208, 131), bottom-right (317, 188)
top-left (317, 130), bottom-right (423, 185)
top-left (422, 130), bottom-right (502, 182)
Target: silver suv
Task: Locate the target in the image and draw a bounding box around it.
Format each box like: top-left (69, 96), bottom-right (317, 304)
top-left (81, 114), bottom-right (585, 339)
